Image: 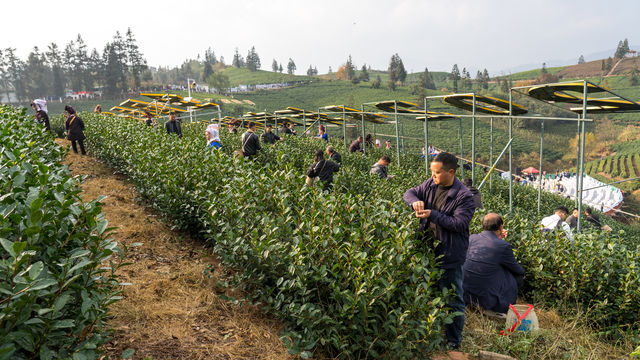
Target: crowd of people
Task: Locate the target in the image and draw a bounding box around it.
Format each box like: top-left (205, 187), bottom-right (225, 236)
top-left (29, 102), bottom-right (614, 350)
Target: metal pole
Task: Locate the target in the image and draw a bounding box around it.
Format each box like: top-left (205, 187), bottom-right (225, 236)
top-left (342, 106), bottom-right (347, 149)
top-left (373, 122), bottom-right (377, 144)
top-left (577, 80), bottom-right (588, 232)
top-left (317, 108), bottom-right (321, 138)
top-left (424, 97), bottom-right (429, 175)
top-left (576, 113), bottom-right (580, 210)
top-left (490, 117), bottom-right (494, 192)
top-left (187, 78), bottom-right (193, 123)
top-left (274, 112), bottom-right (278, 135)
top-left (472, 93), bottom-right (476, 185)
top-left (478, 138), bottom-right (514, 191)
top-left (361, 104), bottom-right (367, 156)
top-left (394, 100), bottom-right (400, 166)
top-left (509, 90), bottom-right (513, 214)
top-left (459, 116), bottom-right (464, 179)
top-left (538, 119), bottom-right (544, 214)
top-left (303, 110), bottom-right (306, 137)
top-left (401, 123), bottom-right (405, 152)
top-left (217, 105), bottom-right (222, 126)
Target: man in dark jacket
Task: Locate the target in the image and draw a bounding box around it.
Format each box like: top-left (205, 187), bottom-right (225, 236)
top-left (241, 122), bottom-right (261, 157)
top-left (403, 151), bottom-right (476, 349)
top-left (565, 208), bottom-right (579, 229)
top-left (370, 155), bottom-right (394, 180)
top-left (261, 124), bottom-right (282, 144)
top-left (165, 112), bottom-right (182, 138)
top-left (349, 136), bottom-right (363, 153)
top-left (307, 150), bottom-right (340, 191)
top-left (282, 122), bottom-right (297, 135)
top-left (326, 145), bottom-right (342, 164)
top-left (463, 213), bottom-right (524, 315)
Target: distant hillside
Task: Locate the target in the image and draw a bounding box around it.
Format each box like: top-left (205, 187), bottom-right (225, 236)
top-left (220, 67), bottom-right (311, 86)
top-left (508, 56), bottom-right (640, 81)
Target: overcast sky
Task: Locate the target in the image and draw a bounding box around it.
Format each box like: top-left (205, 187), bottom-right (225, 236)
top-left (2, 0), bottom-right (638, 75)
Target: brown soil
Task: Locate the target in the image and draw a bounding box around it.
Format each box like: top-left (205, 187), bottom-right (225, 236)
top-left (556, 56), bottom-right (640, 78)
top-left (56, 139), bottom-right (292, 360)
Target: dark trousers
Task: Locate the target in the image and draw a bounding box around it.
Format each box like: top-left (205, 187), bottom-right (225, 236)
top-left (71, 139), bottom-right (86, 155)
top-left (439, 265), bottom-right (465, 347)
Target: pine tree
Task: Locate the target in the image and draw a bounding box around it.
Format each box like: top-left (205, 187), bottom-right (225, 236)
top-left (307, 65), bottom-right (315, 76)
top-left (88, 48), bottom-right (103, 89)
top-left (450, 64), bottom-right (460, 92)
top-left (4, 48), bottom-right (26, 101)
top-left (482, 69), bottom-right (490, 90)
top-left (287, 58), bottom-right (296, 75)
top-left (272, 59), bottom-right (278, 72)
top-left (24, 47), bottom-right (49, 99)
top-left (622, 38), bottom-right (630, 55)
top-left (45, 43), bottom-right (65, 98)
top-left (279, 63), bottom-right (283, 73)
top-left (423, 67), bottom-right (435, 90)
top-left (500, 77), bottom-right (509, 93)
top-left (232, 48), bottom-right (244, 68)
top-left (345, 55), bottom-right (355, 80)
top-left (388, 54), bottom-right (407, 85)
top-left (578, 55), bottom-right (585, 64)
top-left (75, 34), bottom-right (92, 91)
top-left (246, 46), bottom-right (260, 71)
top-left (125, 28), bottom-right (147, 90)
top-left (202, 61), bottom-right (214, 81)
top-left (110, 31), bottom-right (128, 92)
top-left (541, 62), bottom-right (547, 74)
top-left (204, 47), bottom-right (217, 65)
top-left (461, 67), bottom-right (470, 90)
top-left (359, 64), bottom-right (369, 82)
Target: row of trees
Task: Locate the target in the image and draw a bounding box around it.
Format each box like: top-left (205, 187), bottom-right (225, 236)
top-left (0, 29), bottom-right (148, 101)
top-left (449, 64), bottom-right (490, 92)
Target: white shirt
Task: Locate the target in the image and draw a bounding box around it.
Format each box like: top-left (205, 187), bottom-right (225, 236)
top-left (541, 213), bottom-right (574, 241)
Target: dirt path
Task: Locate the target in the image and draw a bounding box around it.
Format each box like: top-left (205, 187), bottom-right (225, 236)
top-left (58, 140), bottom-right (292, 360)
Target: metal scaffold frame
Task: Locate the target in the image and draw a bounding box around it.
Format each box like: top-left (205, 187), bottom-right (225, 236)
top-left (227, 79), bottom-right (640, 231)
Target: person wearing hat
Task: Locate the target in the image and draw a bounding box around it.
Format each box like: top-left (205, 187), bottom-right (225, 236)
top-left (94, 104), bottom-right (102, 113)
top-left (31, 99), bottom-right (51, 132)
top-left (165, 111), bottom-right (182, 138)
top-left (63, 105), bottom-right (86, 155)
top-left (205, 123), bottom-right (222, 149)
top-left (261, 124), bottom-right (282, 144)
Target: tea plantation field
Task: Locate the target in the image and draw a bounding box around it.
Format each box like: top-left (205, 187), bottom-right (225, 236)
top-left (48, 111), bottom-right (640, 358)
top-left (0, 106), bottom-right (128, 359)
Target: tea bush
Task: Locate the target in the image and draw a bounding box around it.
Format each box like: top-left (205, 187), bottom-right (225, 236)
top-left (84, 116), bottom-right (452, 358)
top-left (82, 113), bottom-right (639, 356)
top-left (0, 106), bottom-right (126, 359)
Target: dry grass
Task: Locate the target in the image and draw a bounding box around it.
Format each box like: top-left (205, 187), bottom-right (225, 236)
top-left (57, 139), bottom-right (292, 360)
top-left (462, 304), bottom-right (632, 360)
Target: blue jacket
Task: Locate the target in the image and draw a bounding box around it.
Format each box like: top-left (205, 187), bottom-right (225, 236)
top-left (403, 177), bottom-right (476, 268)
top-left (463, 231), bottom-right (525, 313)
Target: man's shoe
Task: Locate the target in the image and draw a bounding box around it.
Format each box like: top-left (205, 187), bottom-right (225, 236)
top-left (446, 342), bottom-right (460, 351)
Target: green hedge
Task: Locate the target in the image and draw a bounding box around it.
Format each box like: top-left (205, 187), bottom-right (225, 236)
top-left (84, 115), bottom-right (451, 358)
top-left (82, 113), bottom-right (639, 356)
top-left (0, 106), bottom-right (126, 360)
